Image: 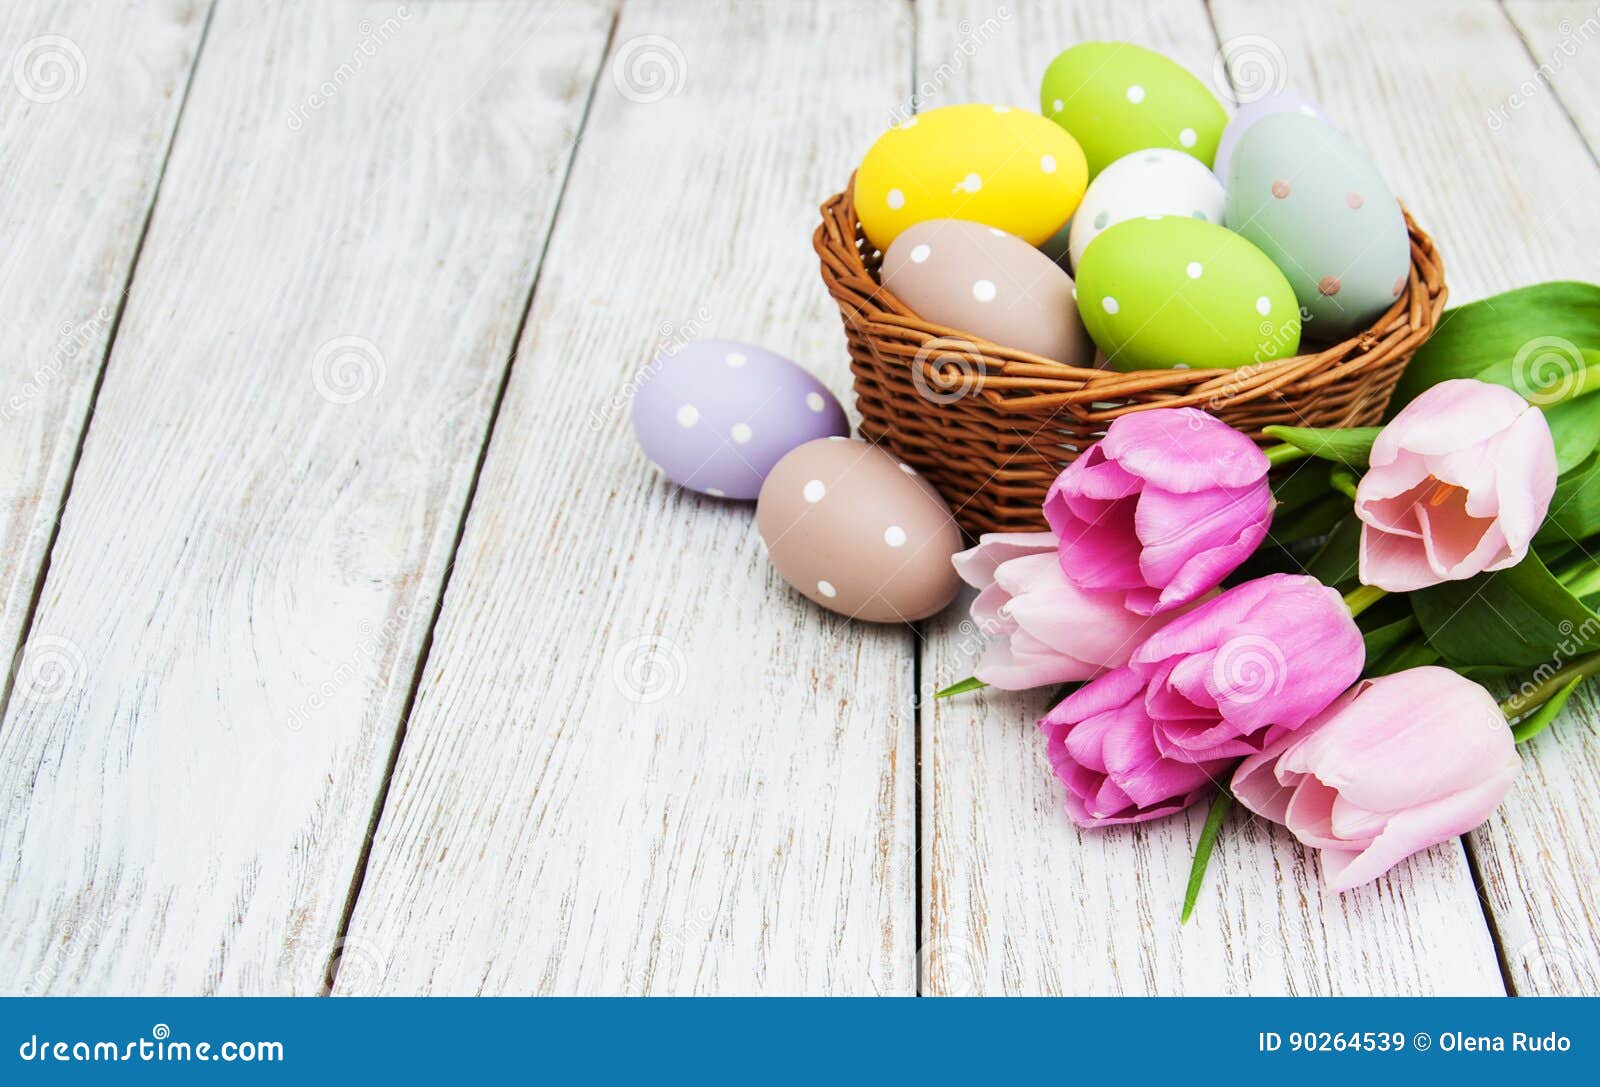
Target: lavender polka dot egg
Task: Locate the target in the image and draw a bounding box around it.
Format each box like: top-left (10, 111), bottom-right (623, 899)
top-left (632, 339), bottom-right (848, 499)
top-left (1211, 90), bottom-right (1329, 182)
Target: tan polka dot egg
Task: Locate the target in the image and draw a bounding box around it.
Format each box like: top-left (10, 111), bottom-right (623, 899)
top-left (855, 104), bottom-right (1087, 251)
top-left (1224, 112), bottom-right (1410, 341)
top-left (881, 219), bottom-right (1093, 366)
top-left (1075, 215), bottom-right (1300, 371)
top-left (756, 438), bottom-right (963, 623)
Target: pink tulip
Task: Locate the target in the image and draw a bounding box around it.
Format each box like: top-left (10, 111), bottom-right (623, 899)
top-left (1045, 408), bottom-right (1271, 616)
top-left (1357, 379), bottom-right (1556, 592)
top-left (1040, 665), bottom-right (1233, 827)
top-left (1232, 667), bottom-right (1519, 892)
top-left (1129, 573), bottom-right (1365, 762)
top-left (953, 532), bottom-right (1180, 690)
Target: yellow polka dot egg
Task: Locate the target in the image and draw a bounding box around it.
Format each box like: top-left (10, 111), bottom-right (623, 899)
top-left (855, 104), bottom-right (1087, 252)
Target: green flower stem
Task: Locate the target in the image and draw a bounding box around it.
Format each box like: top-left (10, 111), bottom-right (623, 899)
top-left (1328, 466), bottom-right (1360, 501)
top-left (1263, 443), bottom-right (1311, 468)
top-left (1342, 583), bottom-right (1387, 619)
top-left (1498, 648), bottom-right (1600, 720)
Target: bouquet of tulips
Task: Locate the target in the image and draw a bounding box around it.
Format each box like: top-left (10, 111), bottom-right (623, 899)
top-left (939, 282), bottom-right (1600, 916)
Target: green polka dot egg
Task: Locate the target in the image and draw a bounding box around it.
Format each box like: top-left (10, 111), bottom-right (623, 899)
top-left (1041, 42), bottom-right (1227, 179)
top-left (1075, 216), bottom-right (1301, 371)
top-left (855, 104), bottom-right (1087, 251)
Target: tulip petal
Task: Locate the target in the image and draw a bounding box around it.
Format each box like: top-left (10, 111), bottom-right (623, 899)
top-left (1098, 408), bottom-right (1269, 492)
top-left (1358, 523), bottom-right (1441, 592)
top-left (1369, 379), bottom-right (1528, 460)
top-left (952, 531), bottom-right (1059, 589)
top-left (1319, 761), bottom-right (1519, 892)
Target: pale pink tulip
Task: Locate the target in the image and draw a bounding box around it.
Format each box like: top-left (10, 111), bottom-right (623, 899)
top-left (1232, 666), bottom-right (1519, 892)
top-left (1357, 379), bottom-right (1556, 591)
top-left (953, 532), bottom-right (1176, 690)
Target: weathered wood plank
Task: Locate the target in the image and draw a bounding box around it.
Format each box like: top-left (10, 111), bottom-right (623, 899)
top-left (0, 0), bottom-right (205, 733)
top-left (919, 0), bottom-right (1506, 995)
top-left (0, 0), bottom-right (613, 994)
top-left (1472, 0), bottom-right (1600, 996)
top-left (336, 0), bottom-right (917, 996)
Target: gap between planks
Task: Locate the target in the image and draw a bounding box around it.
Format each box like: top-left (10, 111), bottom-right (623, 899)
top-left (0, 0), bottom-right (219, 742)
top-left (317, 7), bottom-right (624, 996)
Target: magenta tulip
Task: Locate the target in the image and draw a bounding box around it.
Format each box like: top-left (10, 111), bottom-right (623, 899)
top-left (1044, 407), bottom-right (1272, 616)
top-left (1232, 667), bottom-right (1519, 892)
top-left (1357, 379), bottom-right (1556, 591)
top-left (1129, 573), bottom-right (1365, 762)
top-left (1040, 666), bottom-right (1233, 827)
top-left (953, 532), bottom-right (1181, 690)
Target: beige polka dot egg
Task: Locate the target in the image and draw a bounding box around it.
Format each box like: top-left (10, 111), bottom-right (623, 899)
top-left (756, 439), bottom-right (963, 622)
top-left (881, 219), bottom-right (1093, 366)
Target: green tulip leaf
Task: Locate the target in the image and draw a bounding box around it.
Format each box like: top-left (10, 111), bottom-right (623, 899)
top-left (1303, 514), bottom-right (1363, 590)
top-left (1261, 425), bottom-right (1380, 469)
top-left (1361, 613), bottom-right (1420, 662)
top-left (1180, 789), bottom-right (1231, 924)
top-left (1536, 451), bottom-right (1600, 547)
top-left (1391, 281), bottom-right (1600, 411)
top-left (1411, 550), bottom-right (1600, 669)
top-left (1510, 675), bottom-right (1585, 744)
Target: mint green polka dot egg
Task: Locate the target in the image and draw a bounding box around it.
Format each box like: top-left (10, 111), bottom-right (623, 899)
top-left (1075, 216), bottom-right (1301, 371)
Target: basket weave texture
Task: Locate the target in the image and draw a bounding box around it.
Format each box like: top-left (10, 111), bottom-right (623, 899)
top-left (814, 177), bottom-right (1447, 536)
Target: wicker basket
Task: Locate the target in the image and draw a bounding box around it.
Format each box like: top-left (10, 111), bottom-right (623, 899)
top-left (814, 177), bottom-right (1447, 536)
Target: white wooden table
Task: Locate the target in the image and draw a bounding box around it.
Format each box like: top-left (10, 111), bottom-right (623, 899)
top-left (1, 0), bottom-right (1597, 996)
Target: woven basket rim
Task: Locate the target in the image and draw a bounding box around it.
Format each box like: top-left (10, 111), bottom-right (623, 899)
top-left (813, 175), bottom-right (1448, 425)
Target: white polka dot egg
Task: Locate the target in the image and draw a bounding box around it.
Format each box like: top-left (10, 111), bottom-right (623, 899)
top-left (1066, 148), bottom-right (1225, 271)
top-left (632, 339), bottom-right (848, 499)
top-left (756, 438), bottom-right (963, 623)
